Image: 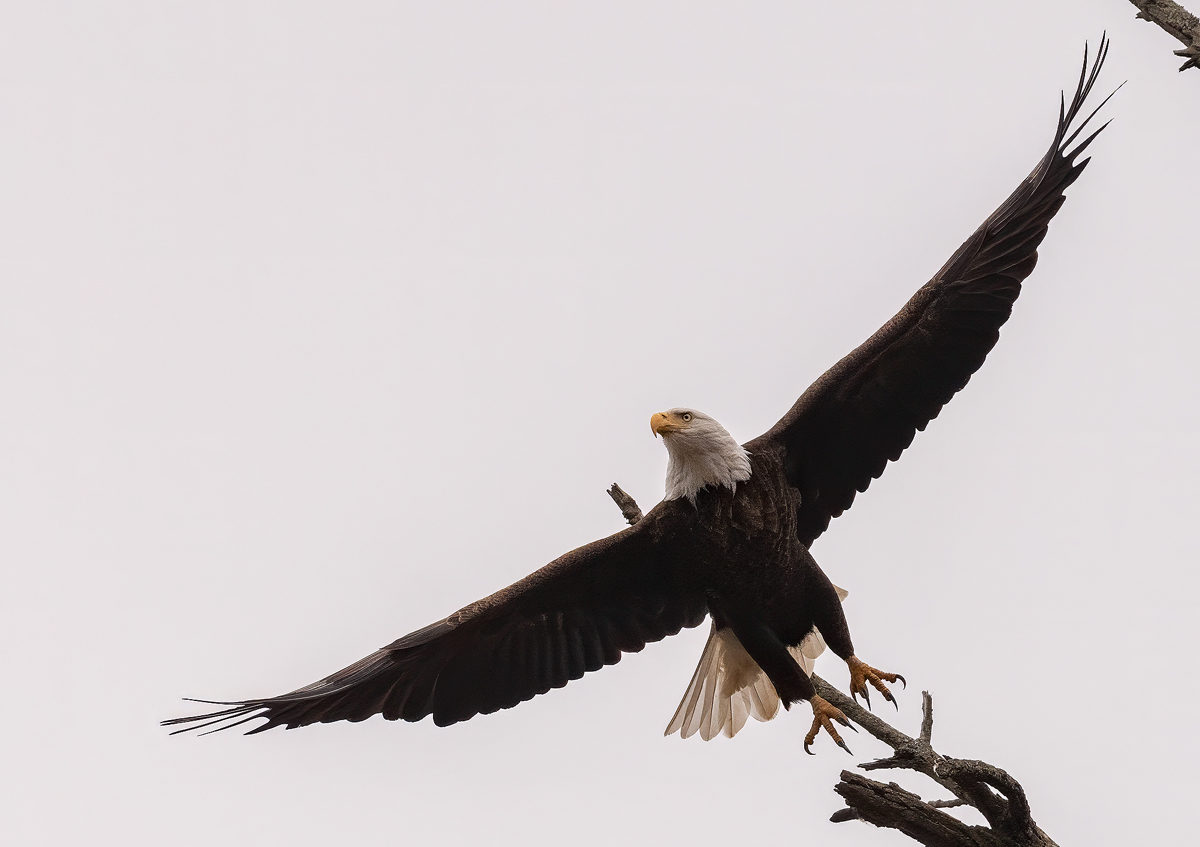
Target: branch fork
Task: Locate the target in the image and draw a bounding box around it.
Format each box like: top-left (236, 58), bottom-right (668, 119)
top-left (814, 680), bottom-right (1054, 847)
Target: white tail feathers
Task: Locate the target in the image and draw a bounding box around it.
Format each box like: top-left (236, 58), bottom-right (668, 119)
top-left (664, 584), bottom-right (848, 740)
top-left (663, 624), bottom-right (782, 740)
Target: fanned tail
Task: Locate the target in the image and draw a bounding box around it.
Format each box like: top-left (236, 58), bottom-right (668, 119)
top-left (665, 585), bottom-right (848, 740)
top-left (663, 624), bottom-right (780, 740)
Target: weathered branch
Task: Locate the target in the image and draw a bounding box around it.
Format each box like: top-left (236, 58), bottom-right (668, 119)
top-left (919, 690), bottom-right (935, 744)
top-left (1127, 0), bottom-right (1200, 70)
top-left (607, 484), bottom-right (1057, 846)
top-left (606, 483), bottom-right (643, 525)
top-left (812, 678), bottom-right (1010, 831)
top-left (833, 772), bottom-right (1006, 847)
top-left (813, 677), bottom-right (1053, 846)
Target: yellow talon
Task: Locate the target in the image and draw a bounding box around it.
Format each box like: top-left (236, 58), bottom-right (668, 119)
top-left (804, 695), bottom-right (854, 755)
top-left (847, 655), bottom-right (905, 711)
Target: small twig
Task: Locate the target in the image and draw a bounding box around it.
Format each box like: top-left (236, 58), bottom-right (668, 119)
top-left (919, 690), bottom-right (935, 745)
top-left (1127, 0), bottom-right (1200, 71)
top-left (606, 483), bottom-right (643, 525)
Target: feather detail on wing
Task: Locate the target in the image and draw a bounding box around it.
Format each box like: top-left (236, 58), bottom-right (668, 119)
top-left (665, 585), bottom-right (848, 740)
top-left (747, 37), bottom-right (1115, 548)
top-left (164, 501), bottom-right (708, 735)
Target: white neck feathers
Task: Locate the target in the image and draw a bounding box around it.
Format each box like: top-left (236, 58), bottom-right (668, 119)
top-left (660, 410), bottom-right (752, 502)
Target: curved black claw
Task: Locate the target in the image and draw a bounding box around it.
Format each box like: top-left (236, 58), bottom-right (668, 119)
top-left (806, 696), bottom-right (854, 755)
top-left (848, 656), bottom-right (904, 714)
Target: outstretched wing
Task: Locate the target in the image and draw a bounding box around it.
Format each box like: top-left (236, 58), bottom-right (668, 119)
top-left (164, 504), bottom-right (707, 734)
top-left (747, 38), bottom-right (1114, 548)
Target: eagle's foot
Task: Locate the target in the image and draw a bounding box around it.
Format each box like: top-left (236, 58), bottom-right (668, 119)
top-left (804, 695), bottom-right (856, 755)
top-left (847, 655), bottom-right (905, 711)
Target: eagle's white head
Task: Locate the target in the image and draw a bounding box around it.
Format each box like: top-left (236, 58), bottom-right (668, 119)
top-left (651, 408), bottom-right (752, 502)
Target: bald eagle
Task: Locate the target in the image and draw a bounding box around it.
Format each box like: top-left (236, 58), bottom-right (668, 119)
top-left (166, 42), bottom-right (1112, 752)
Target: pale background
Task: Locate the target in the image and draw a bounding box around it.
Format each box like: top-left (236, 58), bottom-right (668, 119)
top-left (2, 2), bottom-right (1197, 845)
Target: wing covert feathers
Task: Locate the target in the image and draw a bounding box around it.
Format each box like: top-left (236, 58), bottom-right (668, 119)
top-left (165, 509), bottom-right (708, 735)
top-left (749, 38), bottom-right (1114, 548)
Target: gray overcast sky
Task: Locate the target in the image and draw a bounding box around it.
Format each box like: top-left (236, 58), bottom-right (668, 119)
top-left (2, 2), bottom-right (1197, 845)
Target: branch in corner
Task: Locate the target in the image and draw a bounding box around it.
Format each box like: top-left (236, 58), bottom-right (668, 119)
top-left (1128, 0), bottom-right (1200, 71)
top-left (813, 679), bottom-right (1055, 847)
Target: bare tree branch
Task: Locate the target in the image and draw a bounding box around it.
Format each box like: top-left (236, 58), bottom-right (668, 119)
top-left (919, 690), bottom-right (935, 744)
top-left (606, 483), bottom-right (643, 525)
top-left (607, 484), bottom-right (1059, 846)
top-left (813, 675), bottom-right (1054, 845)
top-left (1127, 0), bottom-right (1200, 70)
top-left (832, 772), bottom-right (1006, 847)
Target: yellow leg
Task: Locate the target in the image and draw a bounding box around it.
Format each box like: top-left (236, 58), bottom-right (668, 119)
top-left (804, 695), bottom-right (856, 755)
top-left (847, 655), bottom-right (905, 711)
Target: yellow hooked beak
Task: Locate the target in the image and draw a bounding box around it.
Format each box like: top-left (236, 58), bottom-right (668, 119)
top-left (651, 411), bottom-right (681, 437)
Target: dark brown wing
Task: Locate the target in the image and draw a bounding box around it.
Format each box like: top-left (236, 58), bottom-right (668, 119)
top-left (164, 502), bottom-right (707, 734)
top-left (746, 38), bottom-right (1114, 548)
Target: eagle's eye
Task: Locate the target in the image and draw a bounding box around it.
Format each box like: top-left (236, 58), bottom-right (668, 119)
top-left (681, 413), bottom-right (692, 422)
